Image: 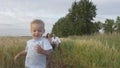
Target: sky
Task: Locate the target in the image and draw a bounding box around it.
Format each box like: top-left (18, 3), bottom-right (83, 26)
top-left (0, 0), bottom-right (120, 36)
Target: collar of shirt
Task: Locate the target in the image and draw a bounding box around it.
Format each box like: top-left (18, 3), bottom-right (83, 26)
top-left (32, 37), bottom-right (43, 42)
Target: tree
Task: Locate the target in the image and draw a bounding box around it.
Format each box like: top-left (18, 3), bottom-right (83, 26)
top-left (52, 17), bottom-right (65, 37)
top-left (103, 19), bottom-right (115, 33)
top-left (68, 0), bottom-right (97, 35)
top-left (93, 21), bottom-right (103, 32)
top-left (52, 0), bottom-right (97, 37)
top-left (51, 17), bottom-right (72, 37)
top-left (115, 16), bottom-right (120, 32)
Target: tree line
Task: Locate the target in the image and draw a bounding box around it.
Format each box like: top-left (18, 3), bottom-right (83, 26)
top-left (51, 0), bottom-right (120, 37)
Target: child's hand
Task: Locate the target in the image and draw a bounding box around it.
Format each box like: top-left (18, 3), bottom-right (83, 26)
top-left (14, 55), bottom-right (19, 64)
top-left (35, 44), bottom-right (44, 54)
top-left (14, 50), bottom-right (26, 64)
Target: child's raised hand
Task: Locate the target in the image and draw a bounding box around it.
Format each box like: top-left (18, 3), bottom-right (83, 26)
top-left (35, 44), bottom-right (44, 54)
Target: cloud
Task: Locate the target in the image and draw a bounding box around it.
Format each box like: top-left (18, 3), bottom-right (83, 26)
top-left (0, 0), bottom-right (74, 17)
top-left (91, 0), bottom-right (120, 22)
top-left (0, 0), bottom-right (120, 36)
top-left (0, 7), bottom-right (57, 36)
top-left (92, 0), bottom-right (120, 15)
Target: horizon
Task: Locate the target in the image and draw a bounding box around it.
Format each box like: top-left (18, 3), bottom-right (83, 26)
top-left (0, 0), bottom-right (120, 36)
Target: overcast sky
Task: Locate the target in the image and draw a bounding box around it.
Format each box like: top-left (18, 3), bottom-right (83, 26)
top-left (0, 0), bottom-right (120, 36)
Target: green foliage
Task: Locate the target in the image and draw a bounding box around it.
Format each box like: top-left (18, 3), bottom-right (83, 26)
top-left (52, 0), bottom-right (120, 36)
top-left (52, 0), bottom-right (97, 37)
top-left (52, 17), bottom-right (71, 37)
top-left (96, 16), bottom-right (120, 34)
top-left (93, 21), bottom-right (103, 32)
top-left (115, 16), bottom-right (120, 32)
top-left (103, 19), bottom-right (115, 33)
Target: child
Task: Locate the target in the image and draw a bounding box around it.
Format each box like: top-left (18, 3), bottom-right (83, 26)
top-left (14, 19), bottom-right (53, 68)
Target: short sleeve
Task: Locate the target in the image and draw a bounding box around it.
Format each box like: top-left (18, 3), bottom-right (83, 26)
top-left (57, 37), bottom-right (61, 43)
top-left (43, 39), bottom-right (52, 50)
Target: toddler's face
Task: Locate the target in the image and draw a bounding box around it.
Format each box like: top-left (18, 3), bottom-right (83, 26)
top-left (31, 23), bottom-right (44, 39)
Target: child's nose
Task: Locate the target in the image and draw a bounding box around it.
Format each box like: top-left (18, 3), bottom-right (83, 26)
top-left (35, 31), bottom-right (39, 34)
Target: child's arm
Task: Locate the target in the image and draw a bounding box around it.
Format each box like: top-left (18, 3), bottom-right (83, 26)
top-left (14, 50), bottom-right (27, 63)
top-left (35, 45), bottom-right (53, 56)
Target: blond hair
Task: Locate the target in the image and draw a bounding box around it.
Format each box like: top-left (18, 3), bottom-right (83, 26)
top-left (31, 19), bottom-right (45, 33)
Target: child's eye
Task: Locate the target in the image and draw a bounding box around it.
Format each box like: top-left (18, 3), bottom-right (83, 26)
top-left (32, 30), bottom-right (42, 32)
top-left (38, 30), bottom-right (42, 32)
top-left (33, 30), bottom-right (36, 32)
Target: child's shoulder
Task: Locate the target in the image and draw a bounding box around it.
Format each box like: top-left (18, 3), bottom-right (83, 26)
top-left (41, 37), bottom-right (50, 42)
top-left (27, 39), bottom-right (34, 43)
top-left (42, 37), bottom-right (48, 41)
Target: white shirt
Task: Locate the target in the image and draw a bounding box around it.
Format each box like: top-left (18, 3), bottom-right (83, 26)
top-left (51, 37), bottom-right (61, 45)
top-left (25, 37), bottom-right (52, 68)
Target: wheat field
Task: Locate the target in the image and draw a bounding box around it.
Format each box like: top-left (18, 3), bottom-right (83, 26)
top-left (0, 34), bottom-right (120, 68)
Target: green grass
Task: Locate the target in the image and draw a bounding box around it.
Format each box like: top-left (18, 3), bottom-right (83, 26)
top-left (0, 34), bottom-right (120, 68)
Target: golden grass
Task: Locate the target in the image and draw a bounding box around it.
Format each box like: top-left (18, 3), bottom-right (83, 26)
top-left (0, 34), bottom-right (120, 68)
